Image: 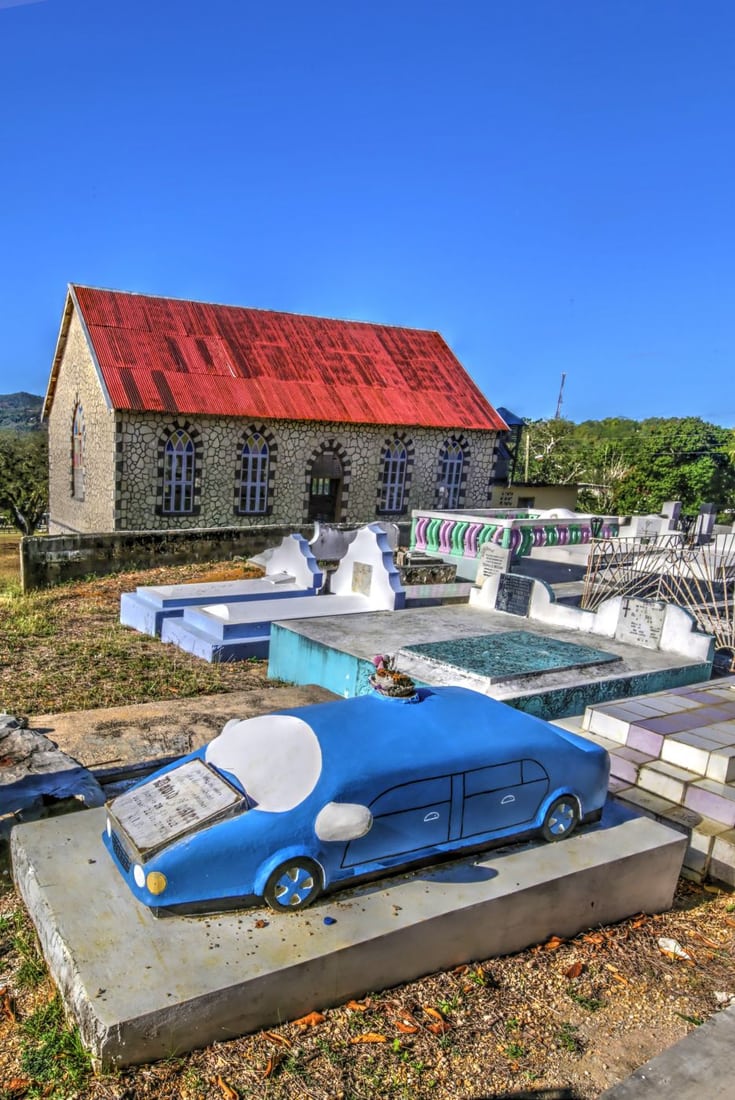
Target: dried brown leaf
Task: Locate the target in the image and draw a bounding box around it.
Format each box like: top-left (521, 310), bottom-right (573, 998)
top-left (349, 1032), bottom-right (388, 1044)
top-left (6, 1081), bottom-right (31, 1098)
top-left (293, 1010), bottom-right (326, 1029)
top-left (423, 1006), bottom-right (445, 1022)
top-left (346, 999), bottom-right (370, 1013)
top-left (427, 1020), bottom-right (452, 1035)
top-left (263, 1056), bottom-right (277, 1079)
top-left (395, 1020), bottom-right (419, 1034)
top-left (564, 961), bottom-right (584, 980)
top-left (1, 987), bottom-right (17, 1023)
top-left (604, 964), bottom-right (630, 985)
top-left (690, 931), bottom-right (722, 950)
top-left (544, 935), bottom-right (566, 951)
top-left (262, 1031), bottom-right (292, 1048)
top-left (214, 1075), bottom-right (239, 1099)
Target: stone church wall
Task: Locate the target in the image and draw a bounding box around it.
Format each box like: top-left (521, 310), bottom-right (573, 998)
top-left (47, 310), bottom-right (117, 534)
top-left (114, 413), bottom-right (499, 531)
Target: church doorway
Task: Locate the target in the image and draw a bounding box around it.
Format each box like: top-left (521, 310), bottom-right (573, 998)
top-left (308, 450), bottom-right (343, 522)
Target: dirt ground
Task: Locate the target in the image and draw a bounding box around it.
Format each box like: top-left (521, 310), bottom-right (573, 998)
top-left (28, 683), bottom-right (338, 770)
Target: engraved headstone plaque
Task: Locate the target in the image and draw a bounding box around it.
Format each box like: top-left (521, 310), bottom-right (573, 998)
top-left (110, 759), bottom-right (244, 856)
top-left (636, 516), bottom-right (660, 538)
top-left (495, 573), bottom-right (534, 617)
top-left (476, 545), bottom-right (512, 584)
top-left (614, 598), bottom-right (666, 650)
top-left (351, 561), bottom-right (373, 596)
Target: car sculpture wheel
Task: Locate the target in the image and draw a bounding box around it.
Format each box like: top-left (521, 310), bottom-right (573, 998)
top-left (541, 796), bottom-right (580, 841)
top-left (264, 859), bottom-right (323, 911)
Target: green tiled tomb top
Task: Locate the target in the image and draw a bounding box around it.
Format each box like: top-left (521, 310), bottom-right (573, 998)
top-left (404, 631), bottom-right (620, 684)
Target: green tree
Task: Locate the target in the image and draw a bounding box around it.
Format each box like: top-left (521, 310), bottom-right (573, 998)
top-left (519, 419), bottom-right (584, 484)
top-left (0, 429), bottom-right (48, 535)
top-left (613, 417), bottom-right (735, 514)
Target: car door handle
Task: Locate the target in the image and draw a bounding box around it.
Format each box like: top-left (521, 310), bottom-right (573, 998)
top-left (424, 811), bottom-right (440, 822)
top-left (501, 795), bottom-right (516, 805)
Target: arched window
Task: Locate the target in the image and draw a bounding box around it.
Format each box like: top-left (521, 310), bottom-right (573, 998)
top-left (163, 429), bottom-right (195, 513)
top-left (437, 438), bottom-right (464, 508)
top-left (239, 431), bottom-right (269, 514)
top-left (71, 404), bottom-right (85, 500)
top-left (379, 439), bottom-right (407, 512)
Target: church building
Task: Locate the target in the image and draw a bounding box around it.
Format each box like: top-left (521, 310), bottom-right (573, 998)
top-left (43, 285), bottom-right (507, 534)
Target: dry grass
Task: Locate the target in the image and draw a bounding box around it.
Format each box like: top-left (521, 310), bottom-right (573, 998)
top-left (0, 550), bottom-right (275, 716)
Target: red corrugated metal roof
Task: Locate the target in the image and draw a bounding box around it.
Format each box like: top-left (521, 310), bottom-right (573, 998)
top-left (70, 285), bottom-right (507, 431)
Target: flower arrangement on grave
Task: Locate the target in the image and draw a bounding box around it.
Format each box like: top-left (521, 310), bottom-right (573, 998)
top-left (369, 653), bottom-right (417, 698)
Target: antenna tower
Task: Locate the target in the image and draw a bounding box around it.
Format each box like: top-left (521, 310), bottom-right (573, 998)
top-left (555, 372), bottom-right (567, 419)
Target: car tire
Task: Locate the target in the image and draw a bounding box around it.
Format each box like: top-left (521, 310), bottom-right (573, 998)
top-left (264, 858), bottom-right (323, 911)
top-left (541, 796), bottom-right (580, 842)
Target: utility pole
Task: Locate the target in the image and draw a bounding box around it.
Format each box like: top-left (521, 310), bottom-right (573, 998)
top-left (555, 372), bottom-right (566, 419)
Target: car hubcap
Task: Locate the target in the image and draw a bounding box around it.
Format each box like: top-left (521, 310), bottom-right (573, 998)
top-left (548, 802), bottom-right (575, 835)
top-left (274, 865), bottom-right (314, 906)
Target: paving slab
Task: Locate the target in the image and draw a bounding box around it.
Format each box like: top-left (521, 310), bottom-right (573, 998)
top-left (11, 801), bottom-right (685, 1068)
top-left (599, 1003), bottom-right (735, 1099)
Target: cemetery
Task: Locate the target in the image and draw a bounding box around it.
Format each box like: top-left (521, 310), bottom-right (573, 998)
top-left (3, 499), bottom-right (735, 1086)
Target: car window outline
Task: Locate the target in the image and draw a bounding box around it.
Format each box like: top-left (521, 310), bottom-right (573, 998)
top-left (459, 757), bottom-right (550, 840)
top-left (366, 774), bottom-right (453, 817)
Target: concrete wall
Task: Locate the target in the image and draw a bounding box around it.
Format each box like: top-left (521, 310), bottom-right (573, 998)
top-left (47, 309), bottom-right (116, 534)
top-left (20, 525), bottom-right (301, 591)
top-left (488, 484), bottom-right (579, 510)
top-left (20, 521), bottom-right (415, 591)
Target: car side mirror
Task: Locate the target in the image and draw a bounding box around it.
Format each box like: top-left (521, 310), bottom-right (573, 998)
top-left (315, 802), bottom-right (373, 842)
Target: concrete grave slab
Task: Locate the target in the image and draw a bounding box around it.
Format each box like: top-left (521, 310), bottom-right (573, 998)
top-left (268, 601), bottom-right (713, 721)
top-left (162, 525), bottom-right (405, 663)
top-left (11, 799), bottom-right (685, 1068)
top-left (686, 779), bottom-right (735, 827)
top-left (120, 534), bottom-right (323, 636)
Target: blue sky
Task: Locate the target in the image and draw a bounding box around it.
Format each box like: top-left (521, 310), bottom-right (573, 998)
top-left (1, 0), bottom-right (733, 424)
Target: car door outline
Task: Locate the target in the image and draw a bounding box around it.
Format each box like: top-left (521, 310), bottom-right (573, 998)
top-left (341, 775), bottom-right (452, 867)
top-left (460, 759), bottom-right (549, 839)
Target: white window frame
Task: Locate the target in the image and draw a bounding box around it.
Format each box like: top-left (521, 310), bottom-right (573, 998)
top-left (72, 404), bottom-right (85, 500)
top-left (439, 439), bottom-right (464, 508)
top-left (239, 432), bottom-right (269, 514)
top-left (380, 440), bottom-right (407, 512)
top-left (163, 429), bottom-right (195, 514)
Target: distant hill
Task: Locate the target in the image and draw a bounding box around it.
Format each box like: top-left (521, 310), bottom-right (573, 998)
top-left (0, 392), bottom-right (43, 432)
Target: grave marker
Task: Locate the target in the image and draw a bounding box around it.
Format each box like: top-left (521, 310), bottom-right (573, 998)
top-left (352, 562), bottom-right (373, 596)
top-left (615, 598), bottom-right (666, 650)
top-left (495, 573), bottom-right (534, 617)
top-left (109, 759), bottom-right (244, 856)
top-left (476, 544), bottom-right (512, 584)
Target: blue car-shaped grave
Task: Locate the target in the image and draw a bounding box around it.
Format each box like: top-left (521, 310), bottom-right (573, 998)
top-left (103, 686), bottom-right (610, 915)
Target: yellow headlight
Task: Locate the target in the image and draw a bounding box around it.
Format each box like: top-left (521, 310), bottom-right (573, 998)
top-left (146, 871), bottom-right (168, 895)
